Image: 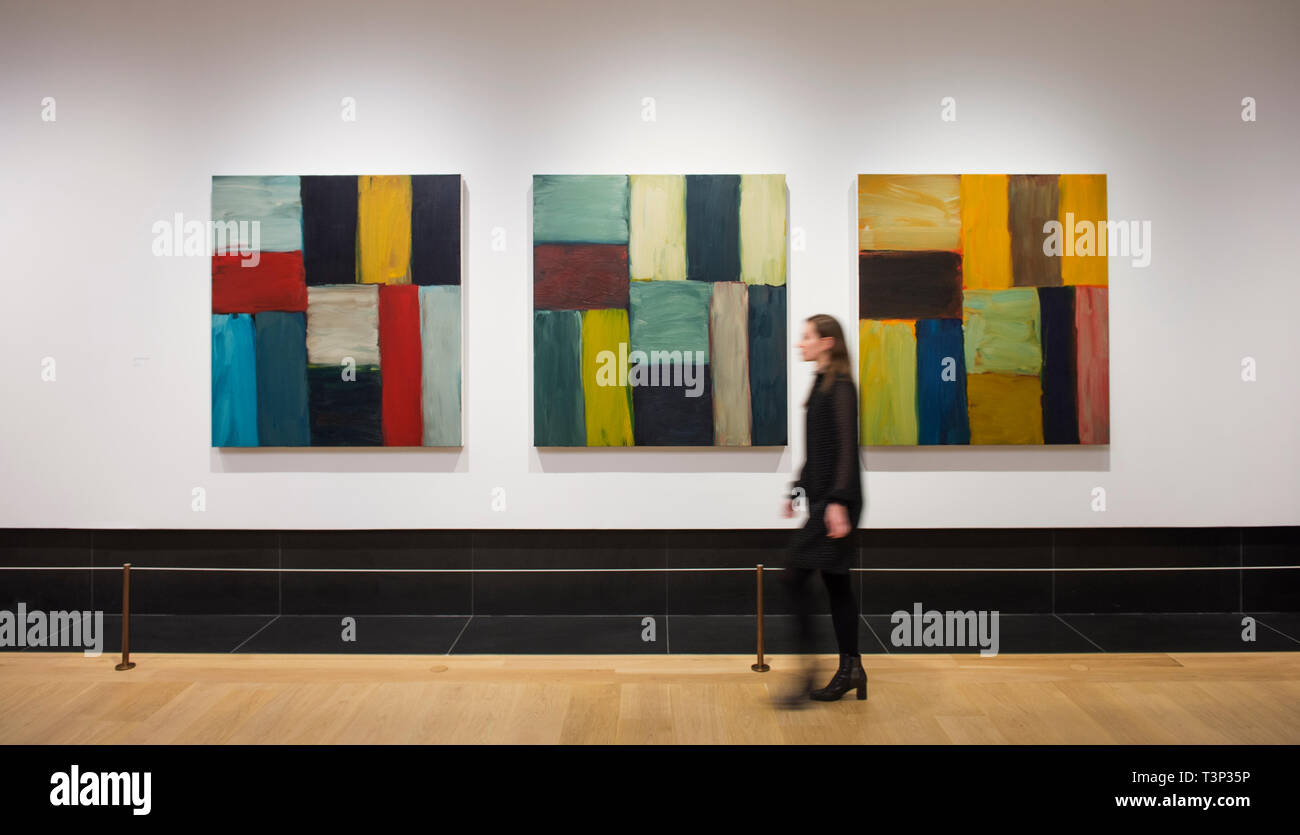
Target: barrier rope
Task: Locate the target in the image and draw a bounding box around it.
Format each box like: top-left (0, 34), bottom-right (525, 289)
top-left (1, 563), bottom-right (1294, 672)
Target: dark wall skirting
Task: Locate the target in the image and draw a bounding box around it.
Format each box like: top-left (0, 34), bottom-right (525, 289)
top-left (1, 526), bottom-right (1295, 617)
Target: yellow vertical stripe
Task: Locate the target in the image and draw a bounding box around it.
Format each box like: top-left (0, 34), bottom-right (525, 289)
top-left (581, 309), bottom-right (634, 446)
top-left (739, 174), bottom-right (786, 285)
top-left (358, 175), bottom-right (412, 284)
top-left (959, 175), bottom-right (1012, 289)
top-left (628, 175), bottom-right (686, 281)
top-left (860, 319), bottom-right (917, 445)
top-left (1059, 174), bottom-right (1108, 287)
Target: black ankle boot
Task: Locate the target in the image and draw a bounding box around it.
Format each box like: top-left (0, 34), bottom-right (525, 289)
top-left (810, 654), bottom-right (867, 701)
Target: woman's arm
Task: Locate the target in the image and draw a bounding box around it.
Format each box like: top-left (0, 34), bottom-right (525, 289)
top-left (826, 375), bottom-right (860, 507)
top-left (788, 461), bottom-right (806, 499)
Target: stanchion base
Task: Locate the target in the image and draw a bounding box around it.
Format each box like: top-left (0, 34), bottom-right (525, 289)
top-left (115, 661), bottom-right (135, 671)
top-left (751, 663), bottom-right (770, 672)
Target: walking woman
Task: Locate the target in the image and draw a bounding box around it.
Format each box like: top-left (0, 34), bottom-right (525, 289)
top-left (775, 313), bottom-right (866, 707)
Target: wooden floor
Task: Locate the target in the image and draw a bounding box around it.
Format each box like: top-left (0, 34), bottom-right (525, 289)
top-left (1, 652), bottom-right (1297, 744)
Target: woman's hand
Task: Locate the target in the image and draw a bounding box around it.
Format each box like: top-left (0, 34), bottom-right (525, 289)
top-left (781, 498), bottom-right (794, 518)
top-left (825, 502), bottom-right (850, 538)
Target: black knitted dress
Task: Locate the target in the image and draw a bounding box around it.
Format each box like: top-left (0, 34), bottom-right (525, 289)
top-left (787, 369), bottom-right (864, 574)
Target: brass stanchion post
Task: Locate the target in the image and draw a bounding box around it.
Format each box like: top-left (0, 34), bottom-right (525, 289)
top-left (752, 564), bottom-right (770, 672)
top-left (115, 563), bottom-right (135, 671)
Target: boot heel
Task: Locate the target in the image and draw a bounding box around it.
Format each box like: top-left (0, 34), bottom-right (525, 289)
top-left (856, 681), bottom-right (867, 700)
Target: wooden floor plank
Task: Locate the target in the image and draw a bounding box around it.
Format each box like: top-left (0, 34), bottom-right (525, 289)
top-left (1, 652), bottom-right (1295, 744)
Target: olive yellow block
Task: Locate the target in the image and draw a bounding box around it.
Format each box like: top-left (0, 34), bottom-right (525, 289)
top-left (860, 318), bottom-right (918, 445)
top-left (966, 373), bottom-right (1043, 444)
top-left (581, 308), bottom-right (634, 446)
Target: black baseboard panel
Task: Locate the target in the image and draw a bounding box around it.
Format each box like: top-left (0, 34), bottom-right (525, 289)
top-left (1, 527), bottom-right (1296, 654)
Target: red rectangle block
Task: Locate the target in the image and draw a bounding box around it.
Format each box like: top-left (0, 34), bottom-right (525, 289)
top-left (212, 252), bottom-right (308, 313)
top-left (534, 244), bottom-right (629, 309)
top-left (378, 284), bottom-right (424, 446)
top-left (1075, 286), bottom-right (1109, 444)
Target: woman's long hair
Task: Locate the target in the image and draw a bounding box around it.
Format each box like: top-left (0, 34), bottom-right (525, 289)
top-left (803, 314), bottom-right (853, 407)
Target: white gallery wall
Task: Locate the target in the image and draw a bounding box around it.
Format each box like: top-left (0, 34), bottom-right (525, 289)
top-left (1, 0), bottom-right (1297, 530)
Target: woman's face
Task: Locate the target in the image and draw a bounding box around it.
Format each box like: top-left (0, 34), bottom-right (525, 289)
top-left (797, 320), bottom-right (830, 363)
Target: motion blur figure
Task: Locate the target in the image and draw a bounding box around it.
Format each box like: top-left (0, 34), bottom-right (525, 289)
top-left (776, 314), bottom-right (867, 708)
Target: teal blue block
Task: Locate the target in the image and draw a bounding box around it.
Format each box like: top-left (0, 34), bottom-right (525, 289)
top-left (533, 175), bottom-right (629, 244)
top-left (534, 310), bottom-right (585, 446)
top-left (629, 280), bottom-right (713, 361)
top-left (212, 313), bottom-right (259, 446)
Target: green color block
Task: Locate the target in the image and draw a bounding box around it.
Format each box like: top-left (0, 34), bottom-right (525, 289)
top-left (533, 175), bottom-right (630, 244)
top-left (629, 280), bottom-right (713, 361)
top-left (963, 288), bottom-right (1042, 375)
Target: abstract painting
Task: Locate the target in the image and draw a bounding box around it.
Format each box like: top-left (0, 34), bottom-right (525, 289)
top-left (212, 174), bottom-right (462, 447)
top-left (857, 174), bottom-right (1109, 445)
top-left (533, 174), bottom-right (787, 446)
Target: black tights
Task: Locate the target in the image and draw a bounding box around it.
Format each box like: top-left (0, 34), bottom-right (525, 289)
top-left (782, 567), bottom-right (859, 657)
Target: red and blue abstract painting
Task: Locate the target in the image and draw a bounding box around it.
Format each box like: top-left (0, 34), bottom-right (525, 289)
top-left (211, 174), bottom-right (462, 447)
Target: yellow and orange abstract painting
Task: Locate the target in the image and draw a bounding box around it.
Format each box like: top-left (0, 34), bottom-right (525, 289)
top-left (857, 174), bottom-right (1109, 446)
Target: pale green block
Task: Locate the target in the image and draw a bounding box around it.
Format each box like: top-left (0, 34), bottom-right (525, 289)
top-left (963, 289), bottom-right (1042, 375)
top-left (533, 175), bottom-right (629, 244)
top-left (629, 280), bottom-right (712, 361)
top-left (212, 175), bottom-right (302, 253)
